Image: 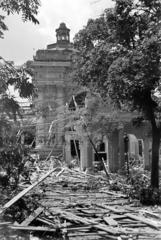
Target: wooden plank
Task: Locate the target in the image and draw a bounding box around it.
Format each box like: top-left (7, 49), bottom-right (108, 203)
top-left (102, 158), bottom-right (110, 178)
top-left (10, 225), bottom-right (56, 232)
top-left (99, 190), bottom-right (127, 198)
top-left (125, 213), bottom-right (160, 229)
top-left (68, 232), bottom-right (107, 237)
top-left (53, 209), bottom-right (120, 235)
top-left (140, 210), bottom-right (161, 220)
top-left (112, 215), bottom-right (128, 220)
top-left (103, 216), bottom-right (118, 227)
top-left (66, 226), bottom-right (93, 231)
top-left (95, 203), bottom-right (125, 214)
top-left (120, 223), bottom-right (146, 227)
top-left (20, 207), bottom-right (43, 226)
top-left (0, 167), bottom-right (63, 215)
top-left (70, 169), bottom-right (106, 180)
top-left (0, 222), bottom-right (11, 226)
top-left (37, 217), bottom-right (72, 227)
top-left (36, 217), bottom-right (55, 226)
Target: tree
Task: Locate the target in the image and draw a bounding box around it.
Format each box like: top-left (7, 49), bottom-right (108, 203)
top-left (73, 0), bottom-right (161, 188)
top-left (0, 0), bottom-right (40, 38)
top-left (0, 60), bottom-right (36, 147)
top-left (0, 0), bottom-right (40, 142)
top-left (0, 0), bottom-right (40, 187)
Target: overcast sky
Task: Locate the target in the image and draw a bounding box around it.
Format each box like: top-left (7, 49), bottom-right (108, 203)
top-left (0, 0), bottom-right (113, 65)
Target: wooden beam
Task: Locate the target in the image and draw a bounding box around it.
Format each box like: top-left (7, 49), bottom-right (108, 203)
top-left (95, 203), bottom-right (125, 214)
top-left (36, 217), bottom-right (56, 227)
top-left (103, 216), bottom-right (118, 227)
top-left (53, 209), bottom-right (120, 235)
top-left (10, 225), bottom-right (56, 232)
top-left (125, 213), bottom-right (160, 229)
top-left (102, 158), bottom-right (110, 178)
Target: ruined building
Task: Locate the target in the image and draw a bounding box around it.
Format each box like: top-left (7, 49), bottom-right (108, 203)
top-left (32, 23), bottom-right (152, 172)
top-left (32, 23), bottom-right (77, 156)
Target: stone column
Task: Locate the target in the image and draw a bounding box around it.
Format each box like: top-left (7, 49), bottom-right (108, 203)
top-left (36, 115), bottom-right (45, 148)
top-left (86, 135), bottom-right (94, 172)
top-left (144, 137), bottom-right (151, 170)
top-left (118, 124), bottom-right (125, 172)
top-left (80, 131), bottom-right (94, 172)
top-left (35, 87), bottom-right (46, 148)
top-left (80, 136), bottom-right (88, 171)
top-left (109, 129), bottom-right (119, 172)
top-left (64, 133), bottom-right (72, 165)
top-left (54, 84), bottom-right (64, 148)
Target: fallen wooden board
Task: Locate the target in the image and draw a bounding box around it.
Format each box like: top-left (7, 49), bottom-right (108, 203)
top-left (0, 167), bottom-right (62, 215)
top-left (71, 169), bottom-right (106, 180)
top-left (103, 216), bottom-right (118, 227)
top-left (125, 213), bottom-right (160, 229)
top-left (37, 217), bottom-right (63, 227)
top-left (95, 203), bottom-right (125, 214)
top-left (53, 209), bottom-right (121, 235)
top-left (68, 232), bottom-right (118, 240)
top-left (10, 225), bottom-right (56, 232)
top-left (0, 222), bottom-right (11, 226)
top-left (99, 190), bottom-right (127, 198)
top-left (140, 210), bottom-right (161, 220)
top-left (20, 207), bottom-right (43, 226)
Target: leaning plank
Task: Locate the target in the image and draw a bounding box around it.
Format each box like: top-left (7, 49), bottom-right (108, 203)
top-left (0, 167), bottom-right (62, 215)
top-left (10, 225), bottom-right (56, 232)
top-left (102, 157), bottom-right (110, 178)
top-left (20, 207), bottom-right (43, 226)
top-left (125, 213), bottom-right (160, 229)
top-left (36, 217), bottom-right (57, 227)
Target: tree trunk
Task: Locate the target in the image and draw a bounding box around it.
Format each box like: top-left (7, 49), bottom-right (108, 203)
top-left (151, 125), bottom-right (160, 188)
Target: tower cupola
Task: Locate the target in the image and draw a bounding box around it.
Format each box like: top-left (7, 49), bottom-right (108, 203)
top-left (56, 22), bottom-right (70, 44)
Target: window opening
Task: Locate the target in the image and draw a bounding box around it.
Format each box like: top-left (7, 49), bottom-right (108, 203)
top-left (70, 140), bottom-right (80, 159)
top-left (138, 139), bottom-right (144, 157)
top-left (94, 141), bottom-right (106, 170)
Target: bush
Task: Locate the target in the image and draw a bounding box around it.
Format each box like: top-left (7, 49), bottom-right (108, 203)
top-left (123, 167), bottom-right (150, 200)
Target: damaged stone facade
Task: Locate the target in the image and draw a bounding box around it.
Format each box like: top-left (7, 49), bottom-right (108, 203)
top-left (32, 23), bottom-right (77, 156)
top-left (32, 23), bottom-right (152, 172)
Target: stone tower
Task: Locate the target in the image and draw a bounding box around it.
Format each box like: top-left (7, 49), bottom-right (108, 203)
top-left (32, 23), bottom-right (76, 156)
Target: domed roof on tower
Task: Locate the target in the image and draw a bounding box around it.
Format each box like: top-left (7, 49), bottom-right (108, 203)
top-left (56, 22), bottom-right (70, 44)
top-left (47, 23), bottom-right (74, 49)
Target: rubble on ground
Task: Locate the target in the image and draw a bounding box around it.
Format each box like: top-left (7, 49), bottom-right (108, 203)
top-left (0, 157), bottom-right (161, 240)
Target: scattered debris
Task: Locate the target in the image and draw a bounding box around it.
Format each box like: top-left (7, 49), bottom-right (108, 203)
top-left (0, 161), bottom-right (161, 240)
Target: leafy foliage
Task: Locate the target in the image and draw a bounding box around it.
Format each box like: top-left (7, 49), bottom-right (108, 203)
top-left (0, 0), bottom-right (39, 193)
top-left (0, 61), bottom-right (36, 156)
top-left (73, 0), bottom-right (161, 188)
top-left (0, 145), bottom-right (32, 188)
top-left (0, 15), bottom-right (8, 38)
top-left (0, 61), bottom-right (36, 118)
top-left (0, 0), bottom-right (40, 38)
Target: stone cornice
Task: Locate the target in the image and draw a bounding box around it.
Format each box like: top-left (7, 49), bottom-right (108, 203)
top-left (32, 61), bottom-right (71, 67)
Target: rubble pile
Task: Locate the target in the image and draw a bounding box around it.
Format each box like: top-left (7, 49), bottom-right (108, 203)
top-left (1, 163), bottom-right (161, 240)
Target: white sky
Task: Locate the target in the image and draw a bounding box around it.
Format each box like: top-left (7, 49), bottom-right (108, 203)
top-left (0, 0), bottom-right (113, 65)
